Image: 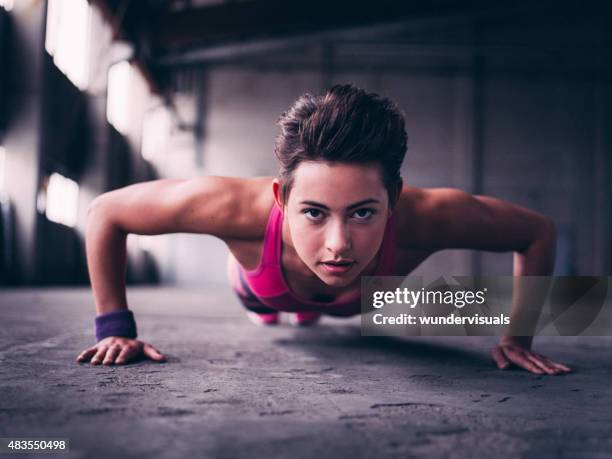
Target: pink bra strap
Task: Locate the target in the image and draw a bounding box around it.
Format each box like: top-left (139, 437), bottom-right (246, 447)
top-left (258, 203), bottom-right (282, 267)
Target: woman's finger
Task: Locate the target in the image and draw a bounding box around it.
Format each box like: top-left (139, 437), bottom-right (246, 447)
top-left (491, 346), bottom-right (511, 370)
top-left (90, 346), bottom-right (108, 365)
top-left (552, 362), bottom-right (572, 372)
top-left (115, 345), bottom-right (138, 365)
top-left (530, 352), bottom-right (571, 373)
top-left (540, 356), bottom-right (572, 373)
top-left (501, 347), bottom-right (543, 374)
top-left (143, 343), bottom-right (166, 362)
top-left (103, 345), bottom-right (121, 365)
top-left (76, 347), bottom-right (97, 363)
top-left (525, 353), bottom-right (558, 375)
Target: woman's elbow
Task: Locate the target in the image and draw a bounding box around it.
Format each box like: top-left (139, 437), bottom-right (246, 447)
top-left (86, 194), bottom-right (119, 233)
top-left (538, 217), bottom-right (557, 244)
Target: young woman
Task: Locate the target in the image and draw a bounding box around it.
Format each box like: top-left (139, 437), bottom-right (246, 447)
top-left (77, 84), bottom-right (571, 375)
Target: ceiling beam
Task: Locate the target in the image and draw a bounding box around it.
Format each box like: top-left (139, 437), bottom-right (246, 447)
top-left (154, 0), bottom-right (508, 51)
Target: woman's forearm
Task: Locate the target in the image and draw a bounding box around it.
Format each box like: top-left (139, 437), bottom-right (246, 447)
top-left (85, 199), bottom-right (130, 315)
top-left (504, 219), bottom-right (557, 347)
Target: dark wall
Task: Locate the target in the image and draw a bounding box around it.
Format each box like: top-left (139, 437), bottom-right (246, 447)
top-left (0, 7), bottom-right (10, 136)
top-left (194, 5), bottom-right (611, 279)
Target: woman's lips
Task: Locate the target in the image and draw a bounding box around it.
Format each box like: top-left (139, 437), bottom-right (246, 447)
top-left (320, 261), bottom-right (355, 275)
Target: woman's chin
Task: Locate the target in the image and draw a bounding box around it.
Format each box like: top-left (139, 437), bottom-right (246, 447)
top-left (317, 269), bottom-right (359, 287)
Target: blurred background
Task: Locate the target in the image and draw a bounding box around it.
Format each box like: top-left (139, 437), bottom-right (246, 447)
top-left (0, 0), bottom-right (609, 288)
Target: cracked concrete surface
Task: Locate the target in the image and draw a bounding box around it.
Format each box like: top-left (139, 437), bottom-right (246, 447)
top-left (1, 287), bottom-right (611, 459)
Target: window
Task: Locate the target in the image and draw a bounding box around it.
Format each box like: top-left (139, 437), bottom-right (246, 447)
top-left (0, 0), bottom-right (14, 11)
top-left (141, 105), bottom-right (172, 161)
top-left (41, 173), bottom-right (79, 227)
top-left (106, 60), bottom-right (133, 134)
top-left (45, 0), bottom-right (91, 89)
top-left (0, 145), bottom-right (5, 192)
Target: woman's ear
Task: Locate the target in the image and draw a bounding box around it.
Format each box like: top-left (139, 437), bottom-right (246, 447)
top-left (272, 178), bottom-right (284, 210)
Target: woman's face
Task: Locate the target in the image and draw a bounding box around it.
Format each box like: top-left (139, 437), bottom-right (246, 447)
top-left (275, 161), bottom-right (391, 288)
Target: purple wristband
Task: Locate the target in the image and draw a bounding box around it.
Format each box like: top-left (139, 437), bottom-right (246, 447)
top-left (95, 309), bottom-right (137, 342)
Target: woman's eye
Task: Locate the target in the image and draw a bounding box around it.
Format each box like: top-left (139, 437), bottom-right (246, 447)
top-left (353, 209), bottom-right (374, 220)
top-left (303, 209), bottom-right (324, 221)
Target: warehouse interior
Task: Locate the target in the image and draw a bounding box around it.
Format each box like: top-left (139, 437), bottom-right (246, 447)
top-left (0, 1), bottom-right (611, 457)
top-left (0, 0), bottom-right (610, 287)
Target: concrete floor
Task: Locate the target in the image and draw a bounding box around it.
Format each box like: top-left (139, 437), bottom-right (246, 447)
top-left (0, 287), bottom-right (611, 459)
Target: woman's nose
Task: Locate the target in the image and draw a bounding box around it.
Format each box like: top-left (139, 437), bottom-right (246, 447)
top-left (325, 222), bottom-right (352, 254)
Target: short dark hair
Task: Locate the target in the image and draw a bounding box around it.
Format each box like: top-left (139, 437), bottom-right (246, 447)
top-left (274, 84), bottom-right (407, 207)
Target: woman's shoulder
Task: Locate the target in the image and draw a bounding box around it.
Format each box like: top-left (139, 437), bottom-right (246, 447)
top-left (219, 176), bottom-right (276, 270)
top-left (394, 185), bottom-right (479, 251)
top-left (393, 185), bottom-right (444, 250)
top-left (217, 175), bottom-right (276, 241)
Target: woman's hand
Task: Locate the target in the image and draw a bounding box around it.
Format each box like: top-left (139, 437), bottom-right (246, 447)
top-left (76, 337), bottom-right (167, 365)
top-left (490, 336), bottom-right (571, 375)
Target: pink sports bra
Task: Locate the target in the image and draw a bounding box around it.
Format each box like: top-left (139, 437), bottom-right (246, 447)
top-left (238, 203), bottom-right (397, 316)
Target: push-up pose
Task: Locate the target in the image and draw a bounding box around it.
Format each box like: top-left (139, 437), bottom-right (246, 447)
top-left (77, 84), bottom-right (571, 375)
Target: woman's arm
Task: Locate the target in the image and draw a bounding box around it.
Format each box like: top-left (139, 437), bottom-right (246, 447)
top-left (85, 177), bottom-right (249, 315)
top-left (493, 227), bottom-right (571, 374)
top-left (397, 187), bottom-right (571, 375)
top-left (78, 176), bottom-right (265, 365)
